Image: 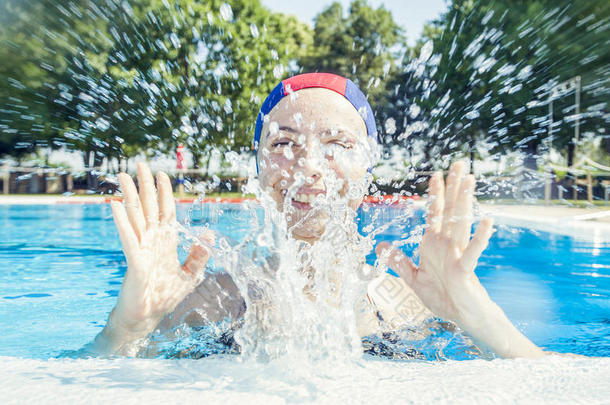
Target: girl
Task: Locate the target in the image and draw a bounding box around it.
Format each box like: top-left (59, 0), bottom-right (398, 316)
top-left (93, 73), bottom-right (545, 359)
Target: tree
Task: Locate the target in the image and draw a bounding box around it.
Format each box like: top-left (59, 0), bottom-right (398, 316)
top-left (384, 0), bottom-right (609, 173)
top-left (0, 0), bottom-right (312, 174)
top-left (101, 0), bottom-right (312, 169)
top-left (0, 0), bottom-right (128, 180)
top-left (299, 0), bottom-right (405, 115)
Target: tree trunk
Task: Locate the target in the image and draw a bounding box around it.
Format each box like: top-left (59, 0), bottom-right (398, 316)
top-left (523, 140), bottom-right (538, 171)
top-left (83, 150), bottom-right (93, 190)
top-left (86, 151), bottom-right (103, 191)
top-left (567, 141), bottom-right (575, 168)
top-left (604, 138), bottom-right (610, 155)
top-left (468, 135), bottom-right (475, 174)
top-left (192, 149), bottom-right (202, 170)
top-left (422, 143), bottom-right (432, 172)
top-left (520, 140), bottom-right (541, 199)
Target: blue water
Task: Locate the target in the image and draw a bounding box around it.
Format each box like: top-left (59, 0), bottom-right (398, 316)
top-left (0, 203), bottom-right (608, 359)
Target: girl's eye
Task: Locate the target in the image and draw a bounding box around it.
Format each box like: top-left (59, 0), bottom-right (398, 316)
top-left (271, 140), bottom-right (292, 149)
top-left (329, 141), bottom-right (352, 150)
top-left (325, 142), bottom-right (353, 158)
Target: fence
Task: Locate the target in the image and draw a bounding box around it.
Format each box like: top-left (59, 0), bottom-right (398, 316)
top-left (0, 165), bottom-right (247, 195)
top-left (542, 158), bottom-right (610, 204)
top-left (2, 163), bottom-right (610, 204)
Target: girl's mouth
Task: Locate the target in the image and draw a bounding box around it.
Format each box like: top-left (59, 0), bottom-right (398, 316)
top-left (282, 189), bottom-right (325, 210)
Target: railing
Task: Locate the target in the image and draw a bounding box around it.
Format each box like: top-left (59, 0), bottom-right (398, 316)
top-left (542, 158), bottom-right (610, 204)
top-left (2, 163), bottom-right (609, 204)
top-left (0, 165), bottom-right (129, 195)
top-left (0, 165), bottom-right (246, 195)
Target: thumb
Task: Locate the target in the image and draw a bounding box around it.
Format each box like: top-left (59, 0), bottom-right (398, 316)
top-left (375, 242), bottom-right (418, 287)
top-left (181, 231), bottom-right (215, 275)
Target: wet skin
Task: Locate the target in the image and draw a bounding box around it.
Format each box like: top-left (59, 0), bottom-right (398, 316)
top-left (95, 88), bottom-right (547, 359)
top-left (257, 88), bottom-right (372, 244)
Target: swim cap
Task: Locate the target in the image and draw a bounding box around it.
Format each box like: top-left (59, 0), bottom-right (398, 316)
top-left (253, 73), bottom-right (377, 171)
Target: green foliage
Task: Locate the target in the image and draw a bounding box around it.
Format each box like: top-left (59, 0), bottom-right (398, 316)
top-left (383, 0), bottom-right (609, 169)
top-left (1, 0), bottom-right (608, 173)
top-left (0, 0), bottom-right (312, 169)
top-left (299, 0), bottom-right (405, 108)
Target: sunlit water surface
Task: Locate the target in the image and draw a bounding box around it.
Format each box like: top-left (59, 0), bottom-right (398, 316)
top-left (1, 203), bottom-right (610, 403)
top-left (0, 203), bottom-right (608, 359)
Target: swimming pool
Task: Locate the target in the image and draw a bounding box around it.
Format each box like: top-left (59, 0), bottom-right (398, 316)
top-left (1, 203), bottom-right (609, 402)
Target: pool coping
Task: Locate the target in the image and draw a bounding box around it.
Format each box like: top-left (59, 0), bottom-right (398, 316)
top-left (0, 195), bottom-right (254, 205)
top-left (479, 204), bottom-right (610, 241)
top-left (0, 195), bottom-right (419, 205)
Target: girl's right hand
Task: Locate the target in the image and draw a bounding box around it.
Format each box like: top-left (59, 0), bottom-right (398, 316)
top-left (98, 163), bottom-right (211, 354)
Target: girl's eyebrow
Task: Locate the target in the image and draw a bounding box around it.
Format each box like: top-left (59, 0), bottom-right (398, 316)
top-left (279, 126), bottom-right (299, 133)
top-left (265, 126), bottom-right (299, 139)
top-left (321, 128), bottom-right (356, 139)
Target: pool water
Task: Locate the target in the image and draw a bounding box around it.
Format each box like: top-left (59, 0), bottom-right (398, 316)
top-left (0, 203), bottom-right (609, 359)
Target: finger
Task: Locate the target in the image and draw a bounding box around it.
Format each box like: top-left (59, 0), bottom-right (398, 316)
top-left (452, 174), bottom-right (475, 251)
top-left (461, 217), bottom-right (495, 272)
top-left (157, 171), bottom-right (176, 224)
top-left (137, 162), bottom-right (159, 229)
top-left (110, 200), bottom-right (139, 260)
top-left (181, 232), bottom-right (215, 275)
top-left (118, 172), bottom-right (146, 241)
top-left (426, 171), bottom-right (444, 234)
top-left (375, 242), bottom-right (418, 287)
top-left (442, 161), bottom-right (466, 238)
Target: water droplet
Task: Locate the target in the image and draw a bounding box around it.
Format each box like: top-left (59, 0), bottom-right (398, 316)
top-left (482, 10), bottom-right (494, 25)
top-left (409, 104), bottom-right (421, 119)
top-left (250, 23), bottom-right (259, 38)
top-left (273, 64), bottom-right (284, 79)
top-left (256, 233), bottom-right (270, 247)
top-left (293, 112), bottom-right (302, 127)
top-left (95, 118), bottom-right (110, 131)
top-left (358, 106), bottom-right (368, 120)
top-left (219, 3), bottom-right (233, 21)
top-left (517, 65), bottom-right (533, 80)
top-left (465, 110), bottom-right (480, 120)
top-left (283, 145), bottom-right (294, 160)
top-left (269, 121), bottom-right (279, 135)
top-left (384, 118), bottom-right (396, 135)
top-left (419, 40), bottom-right (434, 63)
top-left (169, 32), bottom-right (180, 49)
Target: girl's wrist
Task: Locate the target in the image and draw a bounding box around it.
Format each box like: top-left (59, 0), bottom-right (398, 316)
top-left (456, 301), bottom-right (544, 358)
top-left (95, 307), bottom-right (157, 355)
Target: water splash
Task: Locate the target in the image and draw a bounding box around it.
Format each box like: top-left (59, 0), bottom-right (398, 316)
top-left (2, 0), bottom-right (608, 363)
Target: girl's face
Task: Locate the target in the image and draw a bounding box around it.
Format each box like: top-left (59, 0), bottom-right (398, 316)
top-left (258, 88), bottom-right (373, 243)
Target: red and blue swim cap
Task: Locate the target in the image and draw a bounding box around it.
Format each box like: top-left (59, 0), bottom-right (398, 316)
top-left (253, 73), bottom-right (377, 168)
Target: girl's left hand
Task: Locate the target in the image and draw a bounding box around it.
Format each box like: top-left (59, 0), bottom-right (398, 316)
top-left (376, 161), bottom-right (543, 358)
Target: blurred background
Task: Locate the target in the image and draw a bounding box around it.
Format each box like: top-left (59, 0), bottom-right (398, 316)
top-left (0, 0), bottom-right (608, 204)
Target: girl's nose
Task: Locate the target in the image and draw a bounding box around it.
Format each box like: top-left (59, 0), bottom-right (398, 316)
top-left (296, 140), bottom-right (324, 182)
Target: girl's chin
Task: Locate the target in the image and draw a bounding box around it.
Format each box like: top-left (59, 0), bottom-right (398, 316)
top-left (290, 228), bottom-right (323, 243)
top-left (287, 214), bottom-right (328, 241)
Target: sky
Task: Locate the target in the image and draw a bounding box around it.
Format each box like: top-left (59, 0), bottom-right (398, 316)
top-left (261, 0), bottom-right (449, 46)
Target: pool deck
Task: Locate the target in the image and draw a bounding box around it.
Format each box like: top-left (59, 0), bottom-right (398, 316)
top-left (479, 203), bottom-right (610, 240)
top-left (1, 355), bottom-right (609, 404)
top-left (2, 195), bottom-right (610, 240)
